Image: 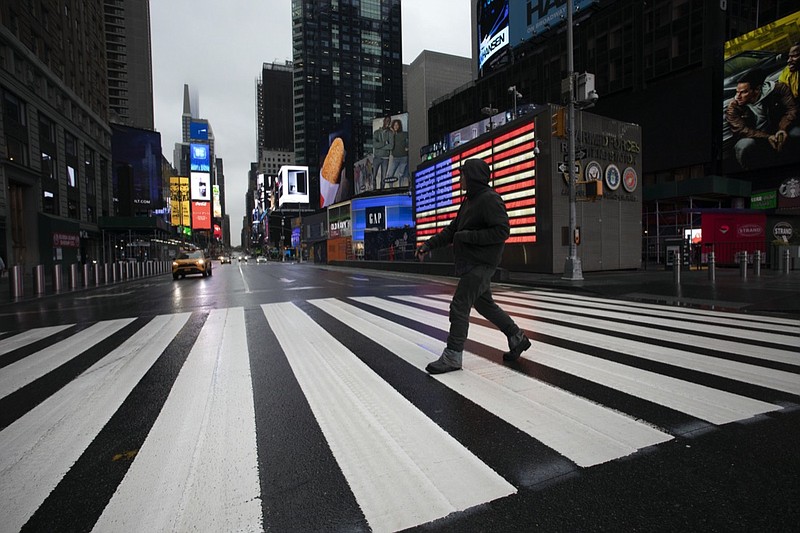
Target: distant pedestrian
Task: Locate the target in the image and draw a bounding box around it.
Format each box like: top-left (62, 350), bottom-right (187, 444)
top-left (415, 158), bottom-right (531, 374)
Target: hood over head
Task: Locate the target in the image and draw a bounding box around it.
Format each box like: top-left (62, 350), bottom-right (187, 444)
top-left (461, 158), bottom-right (491, 198)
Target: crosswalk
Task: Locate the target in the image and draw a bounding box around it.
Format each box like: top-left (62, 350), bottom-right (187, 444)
top-left (0, 290), bottom-right (798, 532)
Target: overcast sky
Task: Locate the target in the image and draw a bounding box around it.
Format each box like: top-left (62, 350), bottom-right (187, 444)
top-left (149, 0), bottom-right (473, 247)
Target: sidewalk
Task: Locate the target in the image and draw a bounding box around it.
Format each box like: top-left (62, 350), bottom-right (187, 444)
top-left (506, 266), bottom-right (800, 316)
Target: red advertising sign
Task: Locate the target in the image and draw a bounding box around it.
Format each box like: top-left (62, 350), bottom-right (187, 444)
top-left (191, 201), bottom-right (211, 230)
top-left (701, 212), bottom-right (766, 263)
top-left (53, 232), bottom-right (80, 248)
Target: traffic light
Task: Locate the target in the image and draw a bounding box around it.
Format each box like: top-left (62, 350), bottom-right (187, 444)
top-left (585, 179), bottom-right (603, 199)
top-left (551, 107), bottom-right (566, 138)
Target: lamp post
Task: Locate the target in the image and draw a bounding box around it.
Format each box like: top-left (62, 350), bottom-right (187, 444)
top-left (562, 0), bottom-right (583, 281)
top-left (508, 86), bottom-right (522, 119)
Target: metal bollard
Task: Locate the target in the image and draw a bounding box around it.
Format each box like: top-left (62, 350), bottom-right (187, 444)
top-left (739, 251), bottom-right (748, 280)
top-left (53, 264), bottom-right (63, 292)
top-left (9, 265), bottom-right (24, 298)
top-left (83, 263), bottom-right (92, 286)
top-left (69, 264), bottom-right (79, 288)
top-left (32, 265), bottom-right (46, 295)
top-left (707, 251), bottom-right (715, 282)
top-left (754, 250), bottom-right (761, 277)
top-left (104, 263), bottom-right (111, 284)
top-left (784, 249), bottom-right (791, 274)
top-left (673, 253), bottom-right (681, 284)
top-left (94, 263), bottom-right (102, 285)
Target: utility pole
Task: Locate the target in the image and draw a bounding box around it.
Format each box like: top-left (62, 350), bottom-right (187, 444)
top-left (562, 0), bottom-right (584, 281)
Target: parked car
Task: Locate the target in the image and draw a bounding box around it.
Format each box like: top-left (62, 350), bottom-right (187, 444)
top-left (172, 250), bottom-right (212, 279)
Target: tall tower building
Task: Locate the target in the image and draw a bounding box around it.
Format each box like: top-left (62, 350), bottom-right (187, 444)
top-left (104, 0), bottom-right (154, 129)
top-left (291, 0), bottom-right (404, 206)
top-left (257, 61), bottom-right (294, 153)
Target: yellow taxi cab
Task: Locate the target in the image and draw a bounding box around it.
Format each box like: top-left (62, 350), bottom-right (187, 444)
top-left (172, 249), bottom-right (212, 279)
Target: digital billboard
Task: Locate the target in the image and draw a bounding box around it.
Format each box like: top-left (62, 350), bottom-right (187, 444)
top-left (478, 0), bottom-right (509, 73)
top-left (278, 165), bottom-right (310, 206)
top-left (190, 120), bottom-right (209, 140)
top-left (190, 171), bottom-right (211, 201)
top-left (414, 121), bottom-right (537, 244)
top-left (110, 124), bottom-right (163, 210)
top-left (191, 201), bottom-right (211, 230)
top-left (190, 143), bottom-right (210, 172)
top-left (509, 0), bottom-right (598, 45)
top-left (722, 10), bottom-right (800, 173)
top-left (319, 120), bottom-right (353, 208)
top-left (212, 184), bottom-right (222, 218)
top-left (169, 176), bottom-right (191, 227)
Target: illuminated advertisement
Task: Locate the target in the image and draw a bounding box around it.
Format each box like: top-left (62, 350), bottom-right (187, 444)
top-left (478, 0), bottom-right (509, 73)
top-left (213, 184), bottom-right (222, 218)
top-left (370, 113), bottom-right (410, 191)
top-left (278, 165), bottom-right (310, 206)
top-left (319, 120), bottom-right (353, 208)
top-left (190, 171), bottom-right (211, 201)
top-left (191, 201), bottom-right (211, 230)
top-left (414, 121), bottom-right (537, 244)
top-left (111, 124), bottom-right (163, 210)
top-left (509, 0), bottom-right (598, 44)
top-left (190, 143), bottom-right (210, 172)
top-left (722, 10), bottom-right (800, 173)
top-left (169, 176), bottom-right (190, 227)
top-left (352, 195), bottom-right (413, 242)
top-left (190, 120), bottom-right (208, 140)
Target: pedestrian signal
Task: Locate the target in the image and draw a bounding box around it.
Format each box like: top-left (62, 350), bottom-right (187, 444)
top-left (585, 179), bottom-right (603, 199)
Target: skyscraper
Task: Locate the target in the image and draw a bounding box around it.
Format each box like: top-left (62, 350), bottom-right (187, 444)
top-left (292, 0), bottom-right (404, 207)
top-left (104, 0), bottom-right (154, 130)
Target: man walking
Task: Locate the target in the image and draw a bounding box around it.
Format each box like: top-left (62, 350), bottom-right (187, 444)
top-left (415, 158), bottom-right (530, 374)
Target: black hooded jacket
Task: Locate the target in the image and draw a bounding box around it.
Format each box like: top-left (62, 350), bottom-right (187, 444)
top-left (424, 158), bottom-right (510, 274)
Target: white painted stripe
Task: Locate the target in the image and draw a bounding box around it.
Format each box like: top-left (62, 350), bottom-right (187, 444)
top-left (94, 308), bottom-right (261, 533)
top-left (318, 298), bottom-right (672, 468)
top-left (263, 302), bottom-right (515, 533)
top-left (405, 294), bottom-right (800, 396)
top-left (0, 319), bottom-right (135, 399)
top-left (490, 293), bottom-right (798, 345)
top-left (0, 324), bottom-right (74, 355)
top-left (422, 293), bottom-right (797, 365)
top-left (503, 290), bottom-right (800, 330)
top-left (0, 313), bottom-right (190, 533)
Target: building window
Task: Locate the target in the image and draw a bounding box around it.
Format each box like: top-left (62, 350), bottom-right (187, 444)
top-left (2, 90), bottom-right (26, 126)
top-left (67, 165), bottom-right (77, 187)
top-left (43, 189), bottom-right (57, 214)
top-left (41, 152), bottom-right (55, 180)
top-left (6, 137), bottom-right (28, 165)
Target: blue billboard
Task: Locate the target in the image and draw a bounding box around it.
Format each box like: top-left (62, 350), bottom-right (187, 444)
top-left (478, 0), bottom-right (509, 72)
top-left (190, 143), bottom-right (210, 172)
top-left (190, 120), bottom-right (209, 140)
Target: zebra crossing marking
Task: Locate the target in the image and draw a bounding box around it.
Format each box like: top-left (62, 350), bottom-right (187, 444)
top-left (0, 313), bottom-right (190, 533)
top-left (317, 297), bottom-right (673, 467)
top-left (0, 324), bottom-right (74, 355)
top-left (94, 308), bottom-right (261, 533)
top-left (398, 294), bottom-right (800, 397)
top-left (263, 301), bottom-right (516, 533)
top-left (0, 319), bottom-right (135, 399)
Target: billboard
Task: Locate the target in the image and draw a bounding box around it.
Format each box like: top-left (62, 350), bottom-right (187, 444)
top-left (370, 113), bottom-right (410, 192)
top-left (190, 120), bottom-right (209, 140)
top-left (190, 143), bottom-right (210, 172)
top-left (722, 10), bottom-right (800, 173)
top-left (319, 120), bottom-right (353, 208)
top-left (190, 171), bottom-right (211, 201)
top-left (278, 165), bottom-right (310, 206)
top-left (213, 184), bottom-right (222, 218)
top-left (169, 176), bottom-right (190, 227)
top-left (110, 124), bottom-right (163, 210)
top-left (509, 0), bottom-right (598, 46)
top-left (191, 201), bottom-right (211, 230)
top-left (414, 121), bottom-right (537, 244)
top-left (478, 0), bottom-right (509, 73)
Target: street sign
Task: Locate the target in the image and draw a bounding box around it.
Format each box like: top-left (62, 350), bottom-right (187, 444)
top-left (563, 149), bottom-right (587, 161)
top-left (558, 162), bottom-right (580, 174)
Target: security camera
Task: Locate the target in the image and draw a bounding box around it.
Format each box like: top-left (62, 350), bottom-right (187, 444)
top-left (587, 90), bottom-right (599, 103)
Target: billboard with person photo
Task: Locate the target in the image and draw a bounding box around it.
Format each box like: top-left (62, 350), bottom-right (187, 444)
top-left (722, 10), bottom-right (800, 173)
top-left (371, 113), bottom-right (409, 191)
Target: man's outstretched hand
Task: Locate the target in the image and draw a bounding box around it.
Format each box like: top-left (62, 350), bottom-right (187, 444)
top-left (415, 242), bottom-right (430, 260)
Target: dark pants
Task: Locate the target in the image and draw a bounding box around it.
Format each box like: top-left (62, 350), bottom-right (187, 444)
top-left (446, 264), bottom-right (519, 352)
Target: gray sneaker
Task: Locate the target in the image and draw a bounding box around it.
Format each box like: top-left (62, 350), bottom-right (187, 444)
top-left (503, 331), bottom-right (531, 361)
top-left (426, 348), bottom-right (462, 374)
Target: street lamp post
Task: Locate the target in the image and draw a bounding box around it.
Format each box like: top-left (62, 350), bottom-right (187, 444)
top-left (562, 0), bottom-right (584, 280)
top-left (508, 86), bottom-right (522, 119)
top-left (481, 106), bottom-right (498, 131)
